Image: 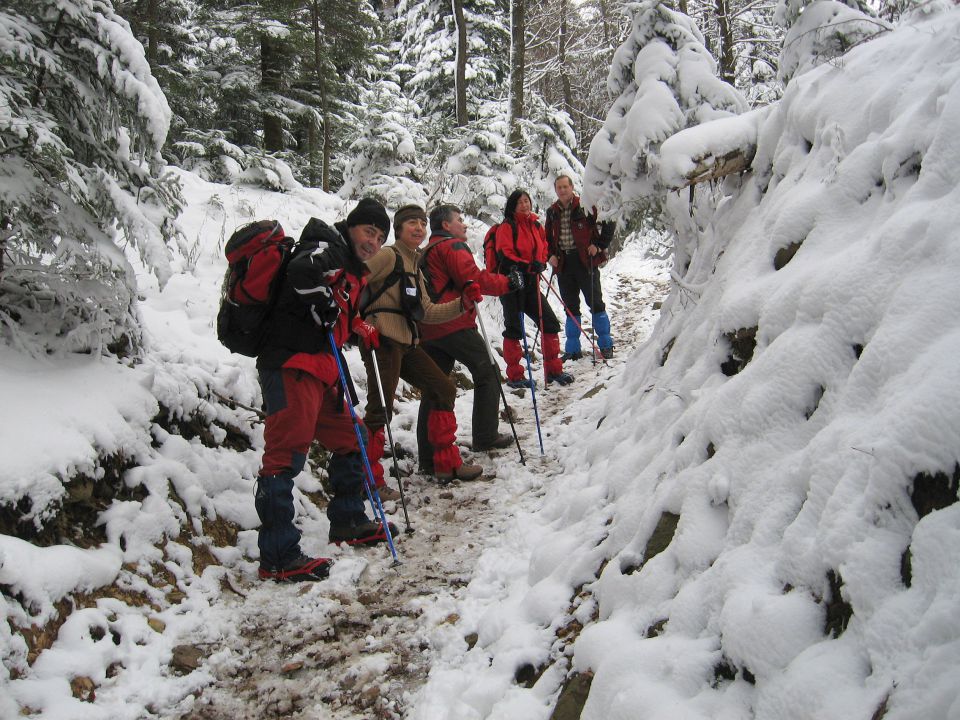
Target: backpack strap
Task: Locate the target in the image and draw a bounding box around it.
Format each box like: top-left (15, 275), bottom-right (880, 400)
top-left (359, 248), bottom-right (405, 319)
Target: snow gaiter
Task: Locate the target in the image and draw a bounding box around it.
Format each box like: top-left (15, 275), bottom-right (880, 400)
top-left (367, 426), bottom-right (386, 488)
top-left (255, 473), bottom-right (301, 569)
top-left (565, 315), bottom-right (582, 355)
top-left (503, 337), bottom-right (525, 382)
top-left (543, 333), bottom-right (563, 376)
top-left (427, 409), bottom-right (462, 475)
top-left (327, 450), bottom-right (369, 526)
top-left (593, 311), bottom-right (613, 350)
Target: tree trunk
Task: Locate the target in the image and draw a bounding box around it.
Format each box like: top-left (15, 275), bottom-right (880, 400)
top-left (715, 0), bottom-right (735, 84)
top-left (311, 0), bottom-right (330, 191)
top-left (509, 0), bottom-right (526, 147)
top-left (261, 34), bottom-right (284, 152)
top-left (453, 0), bottom-right (468, 127)
top-left (308, 119), bottom-right (319, 187)
top-left (558, 0), bottom-right (573, 121)
top-left (146, 0), bottom-right (159, 67)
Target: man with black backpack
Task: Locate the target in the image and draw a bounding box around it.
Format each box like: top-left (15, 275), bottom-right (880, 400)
top-left (358, 204), bottom-right (484, 485)
top-left (416, 204), bottom-right (524, 473)
top-left (254, 198), bottom-right (397, 582)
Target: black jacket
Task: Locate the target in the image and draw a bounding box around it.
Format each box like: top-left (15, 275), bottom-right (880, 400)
top-left (257, 219), bottom-right (367, 369)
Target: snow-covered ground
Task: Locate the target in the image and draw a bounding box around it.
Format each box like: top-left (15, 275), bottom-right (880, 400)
top-left (4, 5), bottom-right (960, 719)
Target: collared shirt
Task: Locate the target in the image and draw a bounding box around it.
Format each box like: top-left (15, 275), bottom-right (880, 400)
top-left (557, 203), bottom-right (575, 252)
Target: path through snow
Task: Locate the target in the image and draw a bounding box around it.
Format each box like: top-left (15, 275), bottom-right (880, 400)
top-left (171, 250), bottom-right (669, 720)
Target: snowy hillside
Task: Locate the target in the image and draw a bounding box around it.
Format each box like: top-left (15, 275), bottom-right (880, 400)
top-left (404, 7), bottom-right (960, 719)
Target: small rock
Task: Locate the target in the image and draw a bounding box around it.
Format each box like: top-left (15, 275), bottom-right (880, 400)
top-left (442, 613), bottom-right (460, 625)
top-left (147, 617), bottom-right (166, 633)
top-left (439, 491), bottom-right (454, 500)
top-left (70, 676), bottom-right (96, 702)
top-left (171, 645), bottom-right (204, 674)
top-left (281, 661), bottom-right (304, 675)
top-left (464, 632), bottom-right (479, 650)
top-left (441, 510), bottom-right (456, 522)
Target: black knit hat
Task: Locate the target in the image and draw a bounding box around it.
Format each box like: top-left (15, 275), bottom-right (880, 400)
top-left (346, 198), bottom-right (390, 238)
top-left (393, 204), bottom-right (428, 237)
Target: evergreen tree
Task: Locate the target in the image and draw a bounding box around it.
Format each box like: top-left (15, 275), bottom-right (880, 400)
top-left (0, 0), bottom-right (183, 356)
top-left (395, 0), bottom-right (509, 125)
top-left (516, 94), bottom-right (583, 208)
top-left (583, 0), bottom-right (747, 220)
top-left (339, 73), bottom-right (427, 206)
top-left (441, 101), bottom-right (519, 223)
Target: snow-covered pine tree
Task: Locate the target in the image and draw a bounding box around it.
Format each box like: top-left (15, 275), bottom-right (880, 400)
top-left (0, 0), bottom-right (183, 357)
top-left (582, 0), bottom-right (747, 221)
top-left (441, 101), bottom-right (519, 223)
top-left (516, 93), bottom-right (583, 209)
top-left (339, 73), bottom-right (427, 207)
top-left (395, 0), bottom-right (509, 127)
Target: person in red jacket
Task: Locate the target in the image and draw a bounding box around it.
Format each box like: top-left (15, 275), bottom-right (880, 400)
top-left (416, 204), bottom-right (524, 473)
top-left (494, 189), bottom-right (573, 387)
top-left (546, 175), bottom-right (616, 360)
top-left (254, 198), bottom-right (397, 582)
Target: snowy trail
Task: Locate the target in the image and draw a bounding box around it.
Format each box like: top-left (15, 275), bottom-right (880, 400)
top-left (171, 255), bottom-right (668, 720)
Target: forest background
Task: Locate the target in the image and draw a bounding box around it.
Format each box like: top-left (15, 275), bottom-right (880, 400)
top-left (1, 0), bottom-right (902, 360)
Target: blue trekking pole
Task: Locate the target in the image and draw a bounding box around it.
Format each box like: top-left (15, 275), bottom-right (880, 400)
top-left (327, 331), bottom-right (400, 565)
top-left (519, 313), bottom-right (545, 455)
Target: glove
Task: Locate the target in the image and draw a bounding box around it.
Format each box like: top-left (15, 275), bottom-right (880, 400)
top-left (310, 285), bottom-right (340, 329)
top-left (529, 260), bottom-right (547, 275)
top-left (352, 318), bottom-right (380, 349)
top-left (506, 267), bottom-right (524, 292)
top-left (312, 303), bottom-right (340, 329)
top-left (462, 282), bottom-right (483, 311)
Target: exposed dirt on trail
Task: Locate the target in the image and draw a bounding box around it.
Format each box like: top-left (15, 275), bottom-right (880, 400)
top-left (171, 266), bottom-right (667, 720)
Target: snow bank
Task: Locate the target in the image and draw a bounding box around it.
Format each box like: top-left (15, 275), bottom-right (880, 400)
top-left (410, 7), bottom-right (960, 719)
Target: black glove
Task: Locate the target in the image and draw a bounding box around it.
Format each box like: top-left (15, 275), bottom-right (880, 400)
top-left (506, 267), bottom-right (524, 292)
top-left (309, 286), bottom-right (340, 329)
top-left (529, 260), bottom-right (547, 275)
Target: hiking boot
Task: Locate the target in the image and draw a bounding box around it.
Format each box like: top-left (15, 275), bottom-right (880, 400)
top-left (435, 462), bottom-right (484, 483)
top-left (547, 371), bottom-right (574, 386)
top-left (376, 485), bottom-right (402, 502)
top-left (471, 433), bottom-right (514, 452)
top-left (600, 346), bottom-right (614, 360)
top-left (258, 554), bottom-right (332, 583)
top-left (506, 378), bottom-right (536, 390)
top-left (329, 520), bottom-right (399, 546)
top-left (561, 351), bottom-right (583, 361)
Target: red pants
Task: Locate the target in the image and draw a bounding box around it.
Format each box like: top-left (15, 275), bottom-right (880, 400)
top-left (260, 368), bottom-right (362, 477)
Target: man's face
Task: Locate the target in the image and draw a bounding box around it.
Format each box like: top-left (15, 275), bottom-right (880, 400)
top-left (397, 218), bottom-right (428, 249)
top-left (555, 177), bottom-right (575, 206)
top-left (349, 224), bottom-right (386, 261)
top-left (443, 212), bottom-right (468, 240)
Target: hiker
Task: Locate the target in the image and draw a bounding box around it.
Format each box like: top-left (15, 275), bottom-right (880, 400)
top-left (546, 174), bottom-right (617, 360)
top-left (415, 204), bottom-right (525, 472)
top-left (254, 198), bottom-right (397, 583)
top-left (359, 204), bottom-right (484, 484)
top-left (494, 189), bottom-right (573, 388)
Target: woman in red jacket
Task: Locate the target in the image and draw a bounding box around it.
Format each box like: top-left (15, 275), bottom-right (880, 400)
top-left (494, 189), bottom-right (573, 387)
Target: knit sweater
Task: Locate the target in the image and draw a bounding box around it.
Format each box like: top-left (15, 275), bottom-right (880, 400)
top-left (363, 241), bottom-right (463, 346)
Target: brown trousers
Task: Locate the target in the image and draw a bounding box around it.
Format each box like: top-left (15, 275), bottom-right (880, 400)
top-left (360, 337), bottom-right (457, 432)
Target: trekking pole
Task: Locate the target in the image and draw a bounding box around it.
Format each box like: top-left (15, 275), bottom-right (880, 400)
top-left (519, 313), bottom-right (545, 455)
top-left (476, 310), bottom-right (526, 465)
top-left (369, 348), bottom-right (414, 534)
top-left (532, 268), bottom-right (557, 351)
top-left (589, 262), bottom-right (598, 366)
top-left (327, 331), bottom-right (400, 565)
top-left (541, 273), bottom-right (605, 362)
top-left (534, 275), bottom-right (549, 387)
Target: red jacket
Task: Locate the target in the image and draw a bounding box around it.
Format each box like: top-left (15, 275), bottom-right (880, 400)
top-left (545, 196), bottom-right (613, 270)
top-left (419, 232), bottom-right (510, 341)
top-left (495, 213), bottom-right (547, 267)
